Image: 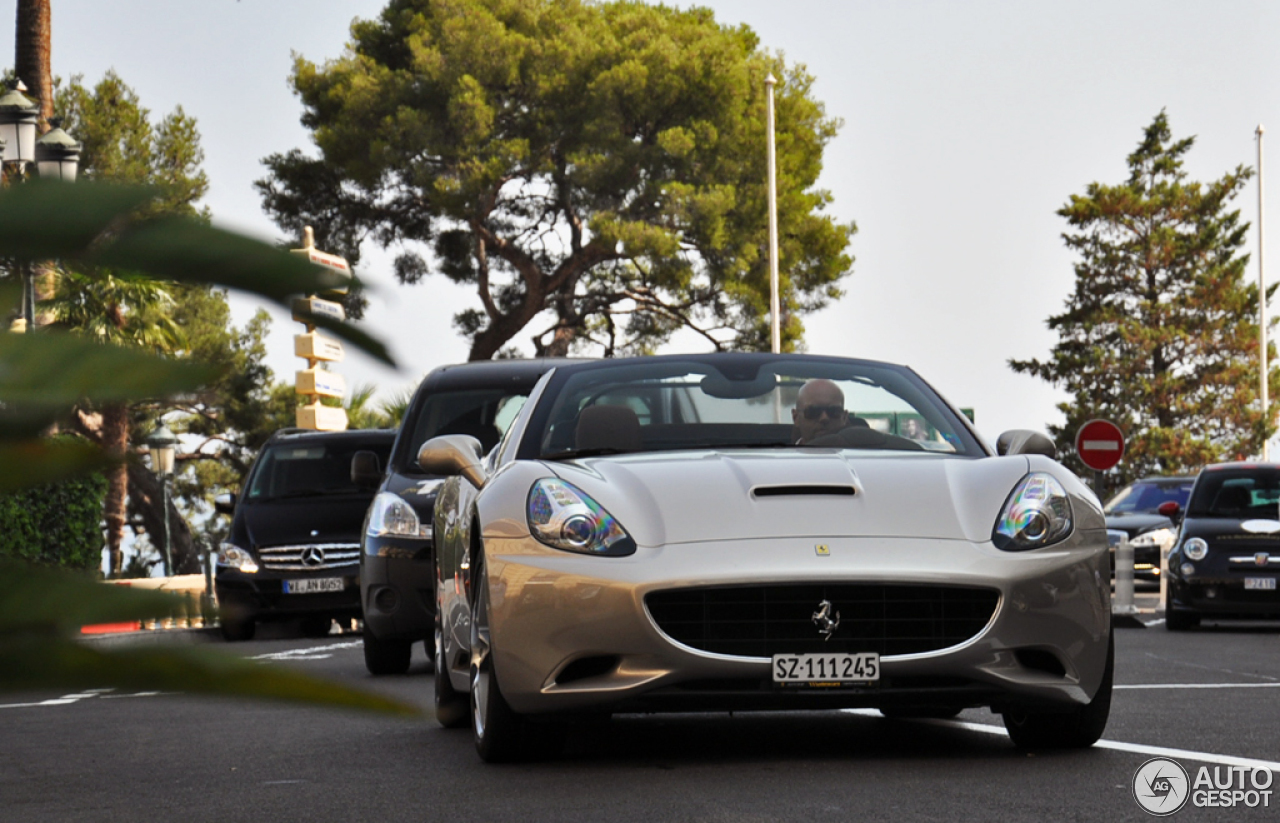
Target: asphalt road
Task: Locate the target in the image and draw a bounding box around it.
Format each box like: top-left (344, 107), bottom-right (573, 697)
top-left (3, 603), bottom-right (1279, 823)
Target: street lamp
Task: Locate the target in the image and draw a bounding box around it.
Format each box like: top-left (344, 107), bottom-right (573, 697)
top-left (0, 80), bottom-right (38, 166)
top-left (35, 118), bottom-right (81, 181)
top-left (147, 424), bottom-right (180, 577)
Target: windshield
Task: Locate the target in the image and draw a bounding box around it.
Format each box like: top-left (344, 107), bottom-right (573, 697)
top-left (398, 388), bottom-right (529, 473)
top-left (523, 358), bottom-right (982, 460)
top-left (1187, 469), bottom-right (1280, 519)
top-left (246, 438), bottom-right (392, 501)
top-left (1103, 479), bottom-right (1193, 515)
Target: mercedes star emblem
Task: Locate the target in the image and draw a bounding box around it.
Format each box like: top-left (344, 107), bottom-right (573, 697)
top-left (301, 546), bottom-right (325, 567)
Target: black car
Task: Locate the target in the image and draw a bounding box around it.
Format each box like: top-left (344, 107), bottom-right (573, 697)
top-left (1103, 475), bottom-right (1195, 580)
top-left (1165, 462), bottom-right (1280, 630)
top-left (214, 427), bottom-right (396, 642)
top-left (354, 359), bottom-right (574, 675)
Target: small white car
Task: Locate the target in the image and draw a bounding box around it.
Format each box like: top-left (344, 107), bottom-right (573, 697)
top-left (425, 354), bottom-right (1112, 761)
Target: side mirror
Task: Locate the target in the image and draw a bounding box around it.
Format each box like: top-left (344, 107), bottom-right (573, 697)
top-left (351, 450), bottom-right (383, 489)
top-left (996, 430), bottom-right (1057, 458)
top-left (214, 492), bottom-right (236, 515)
top-left (418, 434), bottom-right (488, 489)
top-left (1157, 500), bottom-right (1182, 524)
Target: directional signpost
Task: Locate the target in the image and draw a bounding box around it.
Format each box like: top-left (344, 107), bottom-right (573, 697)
top-left (292, 227), bottom-right (352, 431)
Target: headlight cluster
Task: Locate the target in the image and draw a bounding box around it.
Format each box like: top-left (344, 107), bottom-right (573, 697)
top-left (1181, 537), bottom-right (1209, 561)
top-left (217, 543), bottom-right (259, 573)
top-left (993, 472), bottom-right (1073, 551)
top-left (366, 491), bottom-right (432, 540)
top-left (527, 478), bottom-right (635, 556)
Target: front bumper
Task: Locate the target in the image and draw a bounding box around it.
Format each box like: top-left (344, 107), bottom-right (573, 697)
top-left (360, 535), bottom-right (435, 641)
top-left (1168, 574), bottom-right (1280, 618)
top-left (214, 566), bottom-right (360, 622)
top-left (463, 530), bottom-right (1111, 717)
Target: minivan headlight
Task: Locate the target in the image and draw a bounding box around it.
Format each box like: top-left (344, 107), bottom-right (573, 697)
top-left (527, 478), bottom-right (636, 556)
top-left (217, 543), bottom-right (259, 573)
top-left (366, 492), bottom-right (432, 540)
top-left (1132, 527), bottom-right (1176, 550)
top-left (993, 472), bottom-right (1073, 551)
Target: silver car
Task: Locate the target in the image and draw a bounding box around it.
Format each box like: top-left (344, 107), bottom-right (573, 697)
top-left (424, 354), bottom-right (1112, 762)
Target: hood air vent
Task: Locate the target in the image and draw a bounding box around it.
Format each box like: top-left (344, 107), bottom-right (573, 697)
top-left (752, 485), bottom-right (856, 498)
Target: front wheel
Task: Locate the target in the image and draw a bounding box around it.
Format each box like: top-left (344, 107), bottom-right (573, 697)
top-left (434, 617), bottom-right (468, 729)
top-left (469, 559), bottom-right (531, 762)
top-left (1003, 633), bottom-right (1113, 750)
top-left (219, 615), bottom-right (255, 642)
top-left (1165, 605), bottom-right (1200, 631)
top-left (362, 622), bottom-right (412, 676)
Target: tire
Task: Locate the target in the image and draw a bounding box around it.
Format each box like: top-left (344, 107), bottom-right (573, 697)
top-left (362, 622), bottom-right (412, 676)
top-left (1165, 605), bottom-right (1200, 631)
top-left (1002, 632), bottom-right (1113, 750)
top-left (469, 557), bottom-right (531, 762)
top-left (219, 615), bottom-right (255, 642)
top-left (300, 616), bottom-right (333, 638)
top-left (434, 616), bottom-right (469, 729)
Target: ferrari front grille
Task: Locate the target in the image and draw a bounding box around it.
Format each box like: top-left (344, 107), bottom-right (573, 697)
top-left (645, 583), bottom-right (1000, 658)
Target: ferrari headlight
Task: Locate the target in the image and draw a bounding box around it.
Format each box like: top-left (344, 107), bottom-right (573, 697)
top-left (527, 478), bottom-right (636, 556)
top-left (216, 543), bottom-right (259, 573)
top-left (1132, 527), bottom-right (1176, 550)
top-left (1182, 537), bottom-right (1209, 561)
top-left (993, 472), bottom-right (1073, 551)
top-left (366, 492), bottom-right (432, 540)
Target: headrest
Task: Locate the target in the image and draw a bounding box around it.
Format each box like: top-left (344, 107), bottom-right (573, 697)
top-left (575, 405), bottom-right (643, 453)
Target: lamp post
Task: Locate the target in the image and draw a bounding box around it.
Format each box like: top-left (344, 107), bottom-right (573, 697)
top-left (147, 424), bottom-right (179, 577)
top-left (0, 81), bottom-right (41, 330)
top-left (0, 81), bottom-right (79, 331)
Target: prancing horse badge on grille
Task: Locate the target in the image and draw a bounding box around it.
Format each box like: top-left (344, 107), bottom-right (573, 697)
top-left (812, 599), bottom-right (840, 640)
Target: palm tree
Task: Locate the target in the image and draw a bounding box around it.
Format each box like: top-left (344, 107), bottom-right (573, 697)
top-left (43, 268), bottom-right (184, 576)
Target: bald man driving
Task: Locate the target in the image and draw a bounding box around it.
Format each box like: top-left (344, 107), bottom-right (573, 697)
top-left (792, 379), bottom-right (850, 444)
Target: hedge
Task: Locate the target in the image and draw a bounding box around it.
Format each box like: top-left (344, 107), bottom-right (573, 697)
top-left (0, 466), bottom-right (107, 572)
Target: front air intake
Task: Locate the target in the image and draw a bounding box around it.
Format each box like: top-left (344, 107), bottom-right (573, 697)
top-left (646, 584), bottom-right (999, 658)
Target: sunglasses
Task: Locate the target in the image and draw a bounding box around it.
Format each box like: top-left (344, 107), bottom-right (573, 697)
top-left (801, 404), bottom-right (845, 421)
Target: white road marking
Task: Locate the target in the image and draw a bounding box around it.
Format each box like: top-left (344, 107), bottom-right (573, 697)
top-left (249, 641), bottom-right (363, 661)
top-left (1116, 682), bottom-right (1280, 689)
top-left (1141, 651), bottom-right (1279, 681)
top-left (844, 709), bottom-right (1280, 773)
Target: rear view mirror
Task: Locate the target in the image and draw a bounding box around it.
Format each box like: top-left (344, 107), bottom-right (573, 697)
top-left (351, 450), bottom-right (383, 489)
top-left (996, 430), bottom-right (1056, 458)
top-left (214, 492), bottom-right (236, 515)
top-left (419, 434), bottom-right (488, 489)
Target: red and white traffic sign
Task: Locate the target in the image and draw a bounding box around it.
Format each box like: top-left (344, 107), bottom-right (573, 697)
top-left (1075, 419), bottom-right (1125, 472)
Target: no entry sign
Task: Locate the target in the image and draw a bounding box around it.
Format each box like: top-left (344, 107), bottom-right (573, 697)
top-left (1075, 419), bottom-right (1125, 472)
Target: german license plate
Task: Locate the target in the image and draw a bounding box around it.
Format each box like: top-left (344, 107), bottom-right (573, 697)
top-left (1244, 577), bottom-right (1277, 590)
top-left (282, 577), bottom-right (345, 594)
top-left (772, 653), bottom-right (880, 686)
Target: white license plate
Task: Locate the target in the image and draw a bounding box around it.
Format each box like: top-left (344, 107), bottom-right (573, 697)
top-left (283, 577), bottom-right (345, 594)
top-left (1244, 577), bottom-right (1277, 590)
top-left (772, 653), bottom-right (880, 685)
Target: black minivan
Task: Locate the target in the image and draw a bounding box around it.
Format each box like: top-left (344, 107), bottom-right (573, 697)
top-left (354, 359), bottom-right (572, 674)
top-left (215, 427), bottom-right (396, 641)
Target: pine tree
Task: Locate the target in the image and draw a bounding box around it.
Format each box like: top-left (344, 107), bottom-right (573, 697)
top-left (1011, 111), bottom-right (1271, 487)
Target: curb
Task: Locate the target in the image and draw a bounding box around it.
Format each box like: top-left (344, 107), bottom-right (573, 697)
top-left (77, 627), bottom-right (221, 648)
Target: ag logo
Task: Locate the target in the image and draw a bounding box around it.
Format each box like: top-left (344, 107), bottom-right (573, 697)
top-left (1132, 757), bottom-right (1190, 816)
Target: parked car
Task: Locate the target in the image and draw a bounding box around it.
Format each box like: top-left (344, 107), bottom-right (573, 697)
top-left (214, 427), bottom-right (396, 642)
top-left (1103, 475), bottom-right (1194, 580)
top-left (426, 353), bottom-right (1113, 761)
top-left (1164, 462), bottom-right (1280, 630)
top-left (354, 359), bottom-right (576, 675)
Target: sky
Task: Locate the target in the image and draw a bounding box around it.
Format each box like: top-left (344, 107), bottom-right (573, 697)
top-left (6, 0), bottom-right (1280, 448)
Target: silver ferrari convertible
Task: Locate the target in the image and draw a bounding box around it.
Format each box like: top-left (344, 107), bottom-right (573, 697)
top-left (423, 354), bottom-right (1112, 761)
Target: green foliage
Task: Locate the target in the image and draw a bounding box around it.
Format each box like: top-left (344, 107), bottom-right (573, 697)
top-left (1011, 112), bottom-right (1268, 484)
top-left (0, 180), bottom-right (411, 714)
top-left (0, 448), bottom-right (106, 570)
top-left (259, 0), bottom-right (855, 359)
